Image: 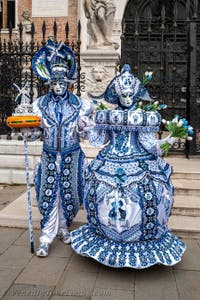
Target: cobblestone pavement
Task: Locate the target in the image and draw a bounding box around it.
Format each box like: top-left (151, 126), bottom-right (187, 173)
top-left (0, 186), bottom-right (200, 300)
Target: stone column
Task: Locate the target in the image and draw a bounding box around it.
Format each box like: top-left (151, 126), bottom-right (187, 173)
top-left (80, 0), bottom-right (120, 98)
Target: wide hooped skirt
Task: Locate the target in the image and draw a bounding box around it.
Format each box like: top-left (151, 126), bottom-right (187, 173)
top-left (71, 224), bottom-right (186, 269)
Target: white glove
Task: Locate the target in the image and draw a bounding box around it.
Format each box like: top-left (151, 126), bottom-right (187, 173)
top-left (20, 127), bottom-right (42, 141)
top-left (166, 136), bottom-right (177, 145)
top-left (157, 134), bottom-right (177, 146)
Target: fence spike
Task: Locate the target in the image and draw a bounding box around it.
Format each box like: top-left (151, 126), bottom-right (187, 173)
top-left (147, 6), bottom-right (152, 33)
top-left (78, 20), bottom-right (81, 41)
top-left (71, 40), bottom-right (75, 50)
top-left (65, 22), bottom-right (69, 45)
top-left (8, 21), bottom-right (13, 41)
top-left (193, 0), bottom-right (198, 18)
top-left (186, 0), bottom-right (190, 21)
top-left (173, 0), bottom-right (177, 27)
top-left (134, 11), bottom-right (139, 36)
top-left (31, 22), bottom-right (35, 38)
top-left (53, 20), bottom-right (57, 42)
top-left (42, 21), bottom-right (46, 45)
top-left (161, 5), bottom-right (165, 29)
top-left (3, 38), bottom-right (6, 51)
top-left (18, 22), bottom-right (23, 42)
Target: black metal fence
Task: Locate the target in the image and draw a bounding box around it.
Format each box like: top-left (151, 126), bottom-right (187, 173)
top-left (0, 20), bottom-right (84, 137)
top-left (121, 0), bottom-right (200, 155)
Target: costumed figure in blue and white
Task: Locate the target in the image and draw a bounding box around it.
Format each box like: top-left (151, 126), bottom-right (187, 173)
top-left (70, 64), bottom-right (186, 269)
top-left (31, 40), bottom-right (93, 257)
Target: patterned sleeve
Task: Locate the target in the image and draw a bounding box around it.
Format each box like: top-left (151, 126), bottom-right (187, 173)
top-left (138, 131), bottom-right (159, 156)
top-left (88, 127), bottom-right (110, 147)
top-left (139, 131), bottom-right (176, 156)
top-left (77, 98), bottom-right (94, 139)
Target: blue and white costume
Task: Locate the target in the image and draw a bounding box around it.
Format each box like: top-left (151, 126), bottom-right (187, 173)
top-left (33, 92), bottom-right (92, 244)
top-left (31, 41), bottom-right (93, 255)
top-left (71, 65), bottom-right (186, 269)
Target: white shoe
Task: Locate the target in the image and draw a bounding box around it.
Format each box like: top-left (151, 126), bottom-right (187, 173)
top-left (36, 242), bottom-right (50, 257)
top-left (59, 231), bottom-right (71, 244)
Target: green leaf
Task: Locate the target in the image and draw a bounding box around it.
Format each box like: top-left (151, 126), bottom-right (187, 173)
top-left (160, 142), bottom-right (171, 155)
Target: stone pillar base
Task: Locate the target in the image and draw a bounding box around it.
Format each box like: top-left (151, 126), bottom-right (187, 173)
top-left (81, 49), bottom-right (120, 100)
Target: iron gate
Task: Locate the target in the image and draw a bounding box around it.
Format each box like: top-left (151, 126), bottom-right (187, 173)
top-left (121, 0), bottom-right (200, 155)
top-left (0, 20), bottom-right (84, 138)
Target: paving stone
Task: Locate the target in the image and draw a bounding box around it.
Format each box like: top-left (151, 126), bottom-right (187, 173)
top-left (135, 265), bottom-right (179, 300)
top-left (14, 229), bottom-right (40, 247)
top-left (95, 268), bottom-right (135, 291)
top-left (66, 252), bottom-right (100, 273)
top-left (174, 270), bottom-right (200, 300)
top-left (50, 297), bottom-right (90, 300)
top-left (55, 269), bottom-right (97, 297)
top-left (91, 288), bottom-right (133, 300)
top-left (0, 245), bottom-right (33, 268)
top-left (15, 256), bottom-right (68, 286)
top-left (173, 239), bottom-right (200, 271)
top-left (3, 284), bottom-right (54, 300)
top-left (50, 238), bottom-right (74, 258)
top-left (14, 230), bottom-right (73, 258)
top-left (0, 227), bottom-right (24, 254)
top-left (0, 267), bottom-right (22, 299)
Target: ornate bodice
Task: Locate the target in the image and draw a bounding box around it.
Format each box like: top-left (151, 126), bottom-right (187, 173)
top-left (93, 109), bottom-right (161, 157)
top-left (95, 109), bottom-right (161, 129)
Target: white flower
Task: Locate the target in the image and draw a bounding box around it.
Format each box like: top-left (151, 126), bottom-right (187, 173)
top-left (172, 118), bottom-right (178, 123)
top-left (144, 71), bottom-right (153, 80)
top-left (138, 101), bottom-right (143, 106)
top-left (154, 101), bottom-right (159, 106)
top-left (166, 121), bottom-right (170, 125)
top-left (188, 126), bottom-right (193, 130)
top-left (177, 120), bottom-right (183, 127)
top-left (145, 71), bottom-right (153, 76)
top-left (187, 136), bottom-right (193, 141)
top-left (162, 119), bottom-right (167, 124)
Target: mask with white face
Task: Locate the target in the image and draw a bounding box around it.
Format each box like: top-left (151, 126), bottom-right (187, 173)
top-left (51, 80), bottom-right (68, 96)
top-left (119, 91), bottom-right (135, 108)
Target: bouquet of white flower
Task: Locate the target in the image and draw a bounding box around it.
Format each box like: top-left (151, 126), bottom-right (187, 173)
top-left (142, 71), bottom-right (153, 86)
top-left (160, 115), bottom-right (193, 155)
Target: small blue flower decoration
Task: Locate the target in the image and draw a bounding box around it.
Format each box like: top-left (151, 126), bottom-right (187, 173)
top-left (116, 167), bottom-right (125, 176)
top-left (93, 99), bottom-right (98, 105)
top-left (115, 167), bottom-right (127, 185)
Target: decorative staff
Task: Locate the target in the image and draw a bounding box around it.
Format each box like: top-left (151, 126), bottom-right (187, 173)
top-left (7, 82), bottom-right (41, 253)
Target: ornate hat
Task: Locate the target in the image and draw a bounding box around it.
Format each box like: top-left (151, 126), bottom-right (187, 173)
top-left (95, 64), bottom-right (152, 104)
top-left (32, 40), bottom-right (77, 82)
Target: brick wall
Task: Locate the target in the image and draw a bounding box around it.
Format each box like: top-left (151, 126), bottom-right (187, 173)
top-left (3, 0), bottom-right (78, 43)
